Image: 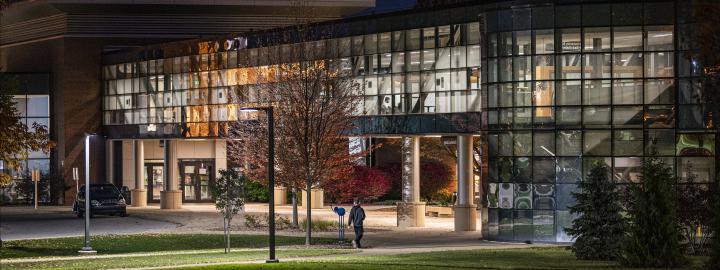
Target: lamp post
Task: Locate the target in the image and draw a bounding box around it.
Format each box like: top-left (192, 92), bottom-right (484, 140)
top-left (240, 106), bottom-right (277, 263)
top-left (78, 133), bottom-right (97, 254)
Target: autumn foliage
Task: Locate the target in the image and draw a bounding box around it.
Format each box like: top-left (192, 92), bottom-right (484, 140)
top-left (378, 159), bottom-right (453, 202)
top-left (324, 166), bottom-right (391, 203)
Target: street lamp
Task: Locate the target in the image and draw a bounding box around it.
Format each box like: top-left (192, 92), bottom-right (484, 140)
top-left (79, 133), bottom-right (97, 254)
top-left (240, 106), bottom-right (278, 263)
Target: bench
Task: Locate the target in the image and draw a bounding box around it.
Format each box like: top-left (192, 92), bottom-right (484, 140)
top-left (426, 206), bottom-right (453, 217)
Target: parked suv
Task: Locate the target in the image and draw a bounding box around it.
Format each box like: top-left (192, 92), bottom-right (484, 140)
top-left (73, 184), bottom-right (127, 217)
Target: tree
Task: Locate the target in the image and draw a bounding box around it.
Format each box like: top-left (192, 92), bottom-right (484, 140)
top-left (621, 157), bottom-right (685, 267)
top-left (677, 162), bottom-right (713, 255)
top-left (210, 169), bottom-right (246, 254)
top-left (378, 159), bottom-right (453, 202)
top-left (324, 166), bottom-right (391, 203)
top-left (565, 161), bottom-right (625, 261)
top-left (226, 0), bottom-right (365, 246)
top-left (707, 183), bottom-right (720, 269)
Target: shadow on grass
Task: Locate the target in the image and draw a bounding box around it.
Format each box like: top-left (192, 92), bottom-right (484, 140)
top-left (1, 234), bottom-right (335, 259)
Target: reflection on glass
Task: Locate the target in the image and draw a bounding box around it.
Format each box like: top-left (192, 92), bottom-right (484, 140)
top-left (556, 107), bottom-right (581, 126)
top-left (645, 79), bottom-right (675, 104)
top-left (514, 210), bottom-right (533, 241)
top-left (614, 130), bottom-right (643, 156)
top-left (534, 157), bottom-right (556, 183)
top-left (514, 184), bottom-right (532, 209)
top-left (676, 133), bottom-right (715, 156)
top-left (533, 210), bottom-right (555, 242)
top-left (583, 80), bottom-right (611, 105)
top-left (584, 130), bottom-right (611, 156)
top-left (678, 157), bottom-right (715, 182)
top-left (614, 157), bottom-right (642, 182)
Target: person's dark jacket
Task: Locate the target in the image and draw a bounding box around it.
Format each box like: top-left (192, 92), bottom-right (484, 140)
top-left (348, 205), bottom-right (365, 227)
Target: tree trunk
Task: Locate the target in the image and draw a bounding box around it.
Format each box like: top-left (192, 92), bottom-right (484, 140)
top-left (223, 216), bottom-right (229, 254)
top-left (291, 187), bottom-right (299, 228)
top-left (305, 179), bottom-right (312, 246)
top-left (227, 217), bottom-right (232, 253)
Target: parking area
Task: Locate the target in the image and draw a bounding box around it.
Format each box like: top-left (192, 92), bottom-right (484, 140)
top-left (0, 206), bottom-right (178, 241)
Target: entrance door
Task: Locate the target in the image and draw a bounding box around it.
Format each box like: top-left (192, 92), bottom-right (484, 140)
top-left (144, 163), bottom-right (164, 202)
top-left (179, 160), bottom-right (214, 202)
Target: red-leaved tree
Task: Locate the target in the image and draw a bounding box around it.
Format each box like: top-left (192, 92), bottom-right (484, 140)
top-left (325, 166), bottom-right (391, 204)
top-left (379, 159), bottom-right (453, 202)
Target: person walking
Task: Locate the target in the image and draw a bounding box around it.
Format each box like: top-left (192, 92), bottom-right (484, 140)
top-left (348, 199), bottom-right (366, 248)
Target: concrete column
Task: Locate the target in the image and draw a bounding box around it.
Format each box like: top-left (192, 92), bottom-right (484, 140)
top-left (300, 189), bottom-right (324, 209)
top-left (274, 186), bottom-right (287, 205)
top-left (214, 139), bottom-right (227, 175)
top-left (454, 135), bottom-right (477, 231)
top-left (131, 140), bottom-right (147, 207)
top-left (161, 139), bottom-right (182, 209)
top-left (397, 136), bottom-right (425, 228)
top-left (106, 140), bottom-right (114, 186)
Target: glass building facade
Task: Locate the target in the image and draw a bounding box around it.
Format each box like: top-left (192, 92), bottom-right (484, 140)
top-left (101, 1), bottom-right (716, 243)
top-left (0, 73), bottom-right (52, 203)
top-left (482, 1), bottom-right (715, 243)
top-left (101, 22), bottom-right (483, 138)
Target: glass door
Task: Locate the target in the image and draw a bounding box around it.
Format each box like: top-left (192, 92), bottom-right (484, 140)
top-left (182, 164), bottom-right (197, 201)
top-left (179, 160), bottom-right (215, 202)
top-left (199, 164), bottom-right (213, 200)
top-left (144, 163), bottom-right (164, 202)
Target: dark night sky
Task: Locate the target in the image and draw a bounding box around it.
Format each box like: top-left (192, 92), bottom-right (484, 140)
top-left (349, 0), bottom-right (418, 17)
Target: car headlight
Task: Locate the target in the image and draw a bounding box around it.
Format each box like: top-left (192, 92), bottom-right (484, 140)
top-left (91, 200), bottom-right (101, 206)
top-left (118, 198), bottom-right (126, 205)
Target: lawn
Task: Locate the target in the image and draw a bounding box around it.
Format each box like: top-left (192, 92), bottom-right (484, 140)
top-left (2, 249), bottom-right (353, 270)
top-left (183, 247), bottom-right (709, 270)
top-left (0, 234), bottom-right (338, 259)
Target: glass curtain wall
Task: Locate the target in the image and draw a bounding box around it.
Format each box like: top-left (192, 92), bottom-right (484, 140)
top-left (484, 2), bottom-right (714, 243)
top-left (102, 22), bottom-right (483, 137)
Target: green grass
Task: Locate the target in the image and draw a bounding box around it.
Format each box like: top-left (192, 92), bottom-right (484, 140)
top-left (2, 249), bottom-right (353, 270)
top-left (183, 247), bottom-right (709, 270)
top-left (1, 234), bottom-right (337, 259)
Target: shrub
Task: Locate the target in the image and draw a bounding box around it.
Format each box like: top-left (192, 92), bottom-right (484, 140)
top-left (677, 162), bottom-right (713, 255)
top-left (300, 218), bottom-right (338, 232)
top-left (244, 214), bottom-right (263, 228)
top-left (244, 180), bottom-right (269, 202)
top-left (243, 213), bottom-right (293, 230)
top-left (708, 184), bottom-right (720, 269)
top-left (378, 159), bottom-right (453, 202)
top-left (566, 161), bottom-right (625, 260)
top-left (621, 157), bottom-right (685, 267)
top-left (324, 166), bottom-right (391, 203)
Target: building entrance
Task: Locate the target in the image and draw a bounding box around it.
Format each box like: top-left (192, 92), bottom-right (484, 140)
top-left (179, 160), bottom-right (214, 202)
top-left (144, 163), bottom-right (164, 202)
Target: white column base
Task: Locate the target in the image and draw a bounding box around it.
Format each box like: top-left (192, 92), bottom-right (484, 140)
top-left (453, 204), bottom-right (478, 231)
top-left (397, 202), bottom-right (426, 228)
top-left (130, 189), bottom-right (147, 207)
top-left (160, 190), bottom-right (182, 209)
top-left (300, 189), bottom-right (324, 209)
top-left (273, 187), bottom-right (287, 205)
